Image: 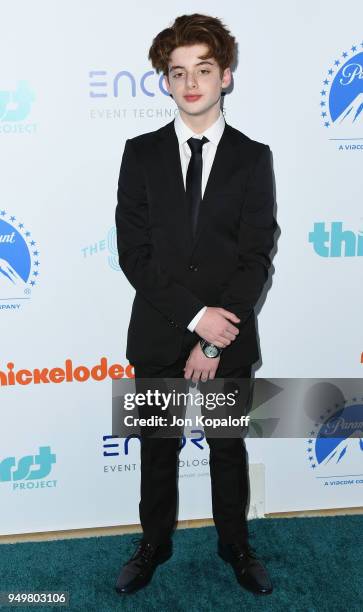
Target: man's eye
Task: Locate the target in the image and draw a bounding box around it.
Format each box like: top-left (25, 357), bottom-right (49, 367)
top-left (173, 72), bottom-right (184, 79)
top-left (200, 70), bottom-right (210, 75)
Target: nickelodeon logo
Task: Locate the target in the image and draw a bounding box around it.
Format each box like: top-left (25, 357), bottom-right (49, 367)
top-left (0, 357), bottom-right (134, 387)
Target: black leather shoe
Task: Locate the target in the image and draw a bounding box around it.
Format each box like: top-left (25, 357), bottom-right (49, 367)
top-left (218, 540), bottom-right (273, 595)
top-left (115, 537), bottom-right (172, 594)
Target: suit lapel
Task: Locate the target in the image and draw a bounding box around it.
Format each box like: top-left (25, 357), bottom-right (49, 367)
top-left (155, 120), bottom-right (239, 256)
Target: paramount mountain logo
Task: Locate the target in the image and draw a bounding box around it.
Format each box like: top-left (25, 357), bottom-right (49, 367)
top-left (0, 209), bottom-right (40, 309)
top-left (336, 92), bottom-right (363, 124)
top-left (0, 259), bottom-right (26, 292)
top-left (306, 399), bottom-right (363, 485)
top-left (320, 41), bottom-right (363, 149)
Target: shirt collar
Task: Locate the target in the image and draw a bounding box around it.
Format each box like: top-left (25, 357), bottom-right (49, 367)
top-left (174, 110), bottom-right (225, 147)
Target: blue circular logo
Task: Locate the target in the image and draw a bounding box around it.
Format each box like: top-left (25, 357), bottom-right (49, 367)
top-left (0, 210), bottom-right (40, 305)
top-left (306, 400), bottom-right (363, 472)
top-left (320, 43), bottom-right (363, 130)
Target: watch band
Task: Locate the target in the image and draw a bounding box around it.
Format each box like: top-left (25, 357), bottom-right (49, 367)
top-left (199, 339), bottom-right (223, 358)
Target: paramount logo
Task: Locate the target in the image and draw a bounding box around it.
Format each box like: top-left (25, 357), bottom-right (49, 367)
top-left (0, 259), bottom-right (27, 291)
top-left (0, 232), bottom-right (15, 243)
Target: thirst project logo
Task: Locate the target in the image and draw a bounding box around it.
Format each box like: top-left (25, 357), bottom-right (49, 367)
top-left (0, 446), bottom-right (57, 491)
top-left (309, 222), bottom-right (363, 257)
top-left (0, 80), bottom-right (36, 133)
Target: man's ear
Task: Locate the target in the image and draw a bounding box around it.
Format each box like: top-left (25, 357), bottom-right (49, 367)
top-left (163, 73), bottom-right (173, 97)
top-left (164, 74), bottom-right (170, 91)
top-left (221, 67), bottom-right (232, 90)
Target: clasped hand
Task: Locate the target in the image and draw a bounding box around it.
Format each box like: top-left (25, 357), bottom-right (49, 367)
top-left (184, 307), bottom-right (240, 382)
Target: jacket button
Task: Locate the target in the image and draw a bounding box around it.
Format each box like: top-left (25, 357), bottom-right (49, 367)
top-left (189, 264), bottom-right (198, 272)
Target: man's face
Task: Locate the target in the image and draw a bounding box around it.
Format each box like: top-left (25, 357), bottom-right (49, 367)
top-left (164, 43), bottom-right (231, 118)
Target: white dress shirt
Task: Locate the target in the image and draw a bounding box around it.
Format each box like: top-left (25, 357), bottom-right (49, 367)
top-left (173, 110), bottom-right (225, 333)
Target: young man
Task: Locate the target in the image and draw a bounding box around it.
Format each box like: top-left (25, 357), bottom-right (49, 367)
top-left (115, 14), bottom-right (277, 596)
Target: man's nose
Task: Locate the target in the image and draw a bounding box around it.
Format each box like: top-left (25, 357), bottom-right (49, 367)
top-left (186, 72), bottom-right (198, 89)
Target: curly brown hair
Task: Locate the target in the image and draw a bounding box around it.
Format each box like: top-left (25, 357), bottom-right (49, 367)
top-left (148, 14), bottom-right (236, 76)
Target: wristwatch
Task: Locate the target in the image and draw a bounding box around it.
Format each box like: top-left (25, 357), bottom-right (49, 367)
top-left (199, 339), bottom-right (222, 358)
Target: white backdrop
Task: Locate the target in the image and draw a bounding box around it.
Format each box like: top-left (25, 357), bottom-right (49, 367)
top-left (1, 0), bottom-right (362, 535)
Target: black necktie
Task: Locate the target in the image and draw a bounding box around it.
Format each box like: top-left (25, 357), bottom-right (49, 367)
top-left (186, 136), bottom-right (209, 238)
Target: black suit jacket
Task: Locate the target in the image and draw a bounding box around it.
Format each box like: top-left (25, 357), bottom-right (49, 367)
top-left (115, 119), bottom-right (277, 367)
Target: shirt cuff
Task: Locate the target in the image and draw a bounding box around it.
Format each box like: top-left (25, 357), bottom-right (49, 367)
top-left (187, 306), bottom-right (207, 332)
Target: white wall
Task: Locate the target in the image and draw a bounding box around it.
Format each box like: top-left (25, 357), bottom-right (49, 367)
top-left (0, 0), bottom-right (362, 534)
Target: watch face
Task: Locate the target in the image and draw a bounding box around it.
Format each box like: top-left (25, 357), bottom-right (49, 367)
top-left (205, 344), bottom-right (219, 358)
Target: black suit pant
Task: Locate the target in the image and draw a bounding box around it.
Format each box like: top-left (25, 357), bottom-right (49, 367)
top-left (133, 333), bottom-right (253, 548)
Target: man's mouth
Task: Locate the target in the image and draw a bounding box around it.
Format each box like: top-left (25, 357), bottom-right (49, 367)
top-left (184, 95), bottom-right (202, 102)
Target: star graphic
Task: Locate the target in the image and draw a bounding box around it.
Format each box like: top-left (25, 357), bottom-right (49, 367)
top-left (30, 280), bottom-right (36, 286)
top-left (18, 223), bottom-right (24, 229)
top-left (34, 261), bottom-right (39, 266)
top-left (321, 112), bottom-right (327, 117)
top-left (312, 464), bottom-right (316, 469)
top-left (33, 250), bottom-right (39, 256)
top-left (324, 122), bottom-right (330, 127)
top-left (323, 79), bottom-right (329, 85)
top-left (342, 51), bottom-right (348, 58)
top-left (308, 439), bottom-right (313, 444)
top-left (334, 59), bottom-right (340, 66)
top-left (25, 231), bottom-right (31, 237)
top-left (321, 90), bottom-right (326, 96)
top-left (10, 216), bottom-right (15, 222)
top-left (320, 101), bottom-right (326, 107)
top-left (351, 45), bottom-right (357, 52)
top-left (0, 210), bottom-right (6, 216)
top-left (30, 240), bottom-right (36, 246)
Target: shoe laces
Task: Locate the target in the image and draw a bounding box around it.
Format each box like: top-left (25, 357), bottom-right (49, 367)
top-left (130, 537), bottom-right (156, 566)
top-left (231, 542), bottom-right (258, 559)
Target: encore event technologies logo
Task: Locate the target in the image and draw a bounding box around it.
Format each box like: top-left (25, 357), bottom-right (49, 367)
top-left (320, 41), bottom-right (363, 149)
top-left (0, 210), bottom-right (40, 309)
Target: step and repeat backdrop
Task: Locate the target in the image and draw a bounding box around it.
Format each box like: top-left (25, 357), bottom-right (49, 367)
top-left (1, 0), bottom-right (362, 535)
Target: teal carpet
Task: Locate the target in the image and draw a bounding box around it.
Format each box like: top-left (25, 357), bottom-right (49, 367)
top-left (0, 515), bottom-right (362, 611)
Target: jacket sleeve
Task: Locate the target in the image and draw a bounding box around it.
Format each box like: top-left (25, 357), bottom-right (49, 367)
top-left (115, 138), bottom-right (205, 330)
top-left (218, 144), bottom-right (277, 325)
